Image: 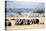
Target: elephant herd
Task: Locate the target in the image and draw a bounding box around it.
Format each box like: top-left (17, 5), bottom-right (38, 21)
top-left (15, 19), bottom-right (39, 25)
top-left (5, 19), bottom-right (39, 26)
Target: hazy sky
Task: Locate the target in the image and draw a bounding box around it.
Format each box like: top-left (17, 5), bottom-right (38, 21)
top-left (6, 1), bottom-right (44, 9)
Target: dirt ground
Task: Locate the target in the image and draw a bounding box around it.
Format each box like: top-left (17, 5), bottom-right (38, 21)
top-left (5, 15), bottom-right (45, 31)
top-left (5, 24), bottom-right (44, 31)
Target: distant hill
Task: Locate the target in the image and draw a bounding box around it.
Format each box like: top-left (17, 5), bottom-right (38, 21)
top-left (33, 9), bottom-right (45, 14)
top-left (6, 8), bottom-right (45, 16)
